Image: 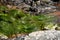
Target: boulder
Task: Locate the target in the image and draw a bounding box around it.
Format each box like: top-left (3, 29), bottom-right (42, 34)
top-left (25, 30), bottom-right (60, 40)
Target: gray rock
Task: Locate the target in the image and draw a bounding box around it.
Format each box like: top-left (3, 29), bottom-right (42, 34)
top-left (0, 0), bottom-right (57, 14)
top-left (25, 30), bottom-right (60, 40)
top-left (15, 36), bottom-right (25, 40)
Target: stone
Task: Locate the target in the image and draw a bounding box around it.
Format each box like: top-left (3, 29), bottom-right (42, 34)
top-left (25, 30), bottom-right (60, 40)
top-left (0, 0), bottom-right (57, 14)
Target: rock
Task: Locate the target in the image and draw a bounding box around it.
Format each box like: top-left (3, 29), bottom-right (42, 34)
top-left (0, 0), bottom-right (57, 14)
top-left (36, 1), bottom-right (40, 6)
top-left (17, 3), bottom-right (30, 10)
top-left (15, 35), bottom-right (25, 40)
top-left (25, 30), bottom-right (60, 40)
top-left (42, 0), bottom-right (51, 3)
top-left (0, 35), bottom-right (8, 40)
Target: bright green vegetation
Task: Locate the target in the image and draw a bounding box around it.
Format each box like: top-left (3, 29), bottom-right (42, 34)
top-left (0, 6), bottom-right (57, 38)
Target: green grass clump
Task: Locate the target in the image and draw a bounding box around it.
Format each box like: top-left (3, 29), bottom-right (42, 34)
top-left (0, 6), bottom-right (56, 38)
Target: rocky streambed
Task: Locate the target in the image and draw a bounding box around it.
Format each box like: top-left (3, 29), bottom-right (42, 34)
top-left (0, 0), bottom-right (58, 15)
